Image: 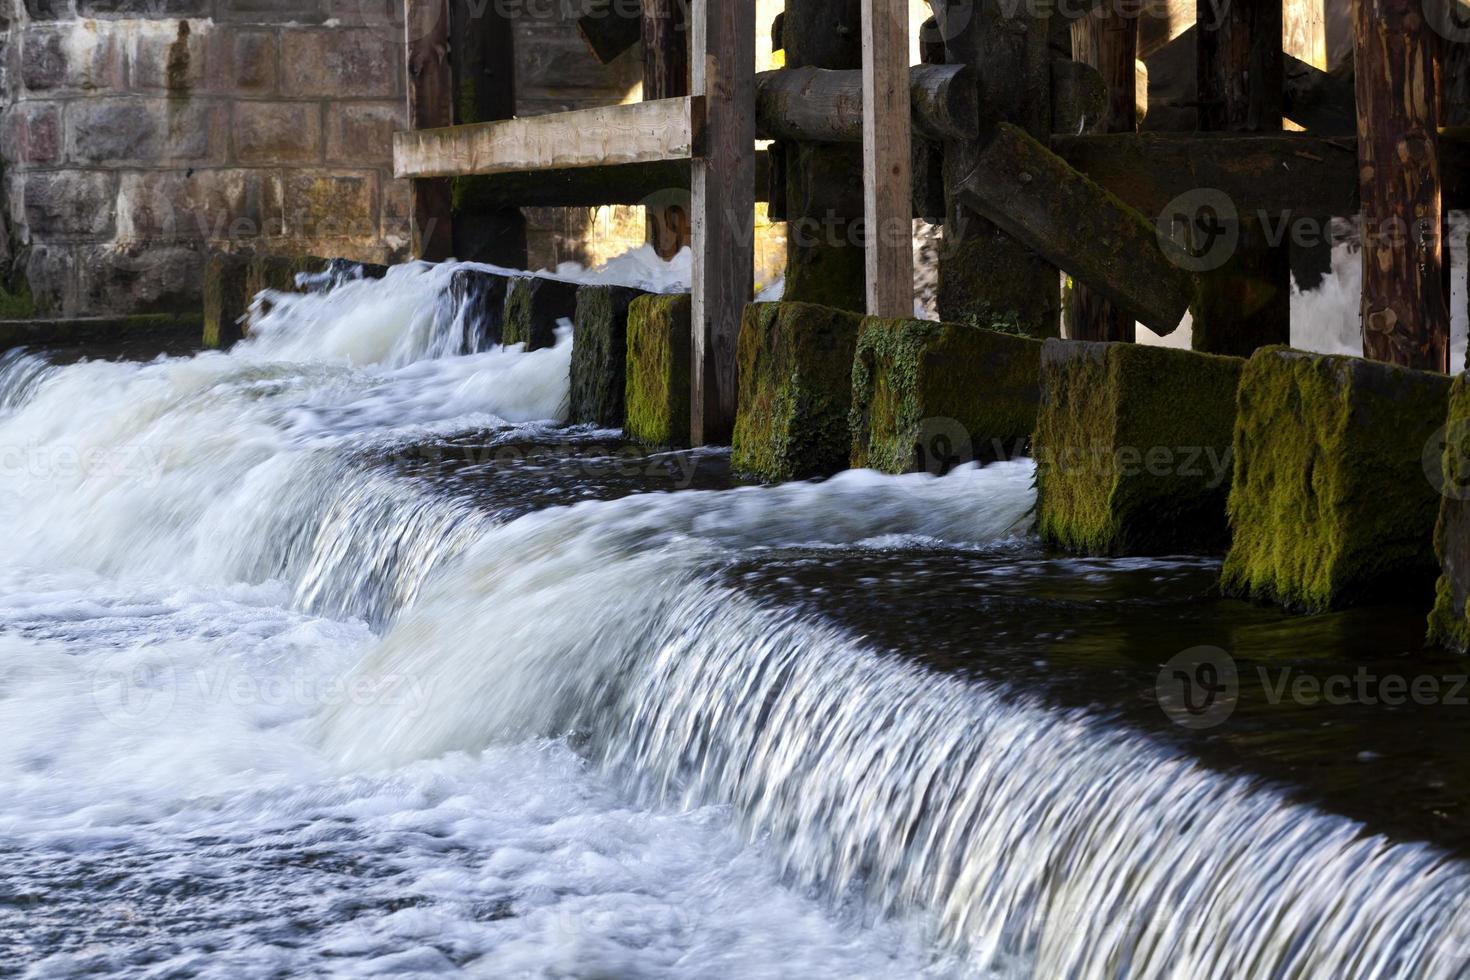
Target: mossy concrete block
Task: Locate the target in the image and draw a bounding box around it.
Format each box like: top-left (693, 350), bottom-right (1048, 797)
top-left (570, 284), bottom-right (646, 428)
top-left (503, 275), bottom-right (578, 351)
top-left (1430, 375), bottom-right (1470, 651)
top-left (625, 292), bottom-right (691, 447)
top-left (244, 254), bottom-right (329, 323)
top-left (449, 268), bottom-right (511, 348)
top-left (1222, 347), bottom-right (1451, 612)
top-left (1035, 339), bottom-right (1244, 555)
top-left (850, 316), bottom-right (1042, 474)
top-left (202, 252), bottom-right (250, 349)
top-left (732, 301), bottom-right (865, 481)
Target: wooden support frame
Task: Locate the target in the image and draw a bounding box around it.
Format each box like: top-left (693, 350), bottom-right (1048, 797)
top-left (690, 0), bottom-right (756, 445)
top-left (862, 0), bottom-right (914, 317)
top-left (643, 0), bottom-right (692, 259)
top-left (404, 0), bottom-right (453, 261)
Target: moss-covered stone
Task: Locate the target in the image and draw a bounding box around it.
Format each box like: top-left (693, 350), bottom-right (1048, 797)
top-left (625, 292), bottom-right (691, 447)
top-left (1035, 338), bottom-right (1244, 555)
top-left (503, 275), bottom-right (577, 351)
top-left (732, 301), bottom-right (864, 481)
top-left (202, 253), bottom-right (250, 349)
top-left (850, 317), bottom-right (1042, 474)
top-left (570, 284), bottom-right (646, 428)
top-left (1428, 374), bottom-right (1470, 651)
top-left (449, 268), bottom-right (511, 348)
top-left (1222, 347), bottom-right (1451, 612)
top-left (0, 278), bottom-right (36, 320)
top-left (0, 313), bottom-right (203, 351)
top-left (937, 234), bottom-right (1062, 339)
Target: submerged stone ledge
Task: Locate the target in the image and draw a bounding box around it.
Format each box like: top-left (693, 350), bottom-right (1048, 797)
top-left (732, 301), bottom-right (865, 482)
top-left (625, 292), bottom-right (692, 448)
top-left (503, 275), bottom-right (578, 352)
top-left (850, 316), bottom-right (1041, 474)
top-left (1035, 338), bottom-right (1244, 556)
top-left (570, 284), bottom-right (647, 428)
top-left (1222, 347), bottom-right (1451, 613)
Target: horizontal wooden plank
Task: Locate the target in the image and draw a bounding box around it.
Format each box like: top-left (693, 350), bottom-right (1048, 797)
top-left (394, 97), bottom-right (705, 179)
top-left (1053, 131), bottom-right (1469, 219)
top-left (442, 153), bottom-right (773, 208)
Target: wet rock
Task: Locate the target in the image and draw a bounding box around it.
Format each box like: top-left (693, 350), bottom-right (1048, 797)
top-left (447, 268), bottom-right (510, 348)
top-left (503, 275), bottom-right (577, 352)
top-left (625, 292), bottom-right (691, 448)
top-left (570, 284), bottom-right (646, 428)
top-left (850, 316), bottom-right (1041, 474)
top-left (202, 252), bottom-right (249, 348)
top-left (732, 301), bottom-right (864, 481)
top-left (1035, 338), bottom-right (1244, 555)
top-left (1222, 347), bottom-right (1452, 612)
top-left (244, 254), bottom-right (329, 317)
top-left (1430, 374), bottom-right (1470, 651)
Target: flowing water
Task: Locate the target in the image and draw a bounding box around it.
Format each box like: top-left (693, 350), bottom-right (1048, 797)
top-left (3, 261), bottom-right (1470, 978)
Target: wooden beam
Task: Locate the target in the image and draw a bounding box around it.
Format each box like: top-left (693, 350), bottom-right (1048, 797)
top-left (404, 0), bottom-right (453, 260)
top-left (578, 0), bottom-right (643, 64)
top-left (1355, 0), bottom-right (1449, 371)
top-left (1193, 0), bottom-right (1291, 358)
top-left (957, 123), bottom-right (1197, 337)
top-left (394, 97), bottom-right (705, 179)
top-left (690, 0), bottom-right (754, 445)
top-left (643, 0), bottom-right (691, 259)
top-left (407, 156), bottom-right (773, 209)
top-left (861, 0), bottom-right (913, 318)
top-left (754, 64), bottom-right (979, 142)
top-left (1066, 6), bottom-right (1138, 343)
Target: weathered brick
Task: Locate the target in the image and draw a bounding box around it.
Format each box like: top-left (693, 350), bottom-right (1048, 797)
top-left (280, 30), bottom-right (397, 98)
top-left (80, 0), bottom-right (209, 16)
top-left (281, 171), bottom-right (378, 242)
top-left (119, 169), bottom-right (282, 242)
top-left (1, 102), bottom-right (64, 166)
top-left (232, 101), bottom-right (322, 164)
top-left (66, 99), bottom-right (226, 165)
top-left (22, 27), bottom-right (126, 93)
top-left (24, 171), bottom-right (117, 238)
top-left (380, 176), bottom-right (413, 248)
top-left (229, 30), bottom-right (277, 92)
top-left (216, 0), bottom-right (325, 22)
top-left (128, 19), bottom-right (207, 93)
top-left (324, 101), bottom-right (402, 164)
top-left (23, 244), bottom-right (77, 316)
top-left (76, 242), bottom-right (207, 315)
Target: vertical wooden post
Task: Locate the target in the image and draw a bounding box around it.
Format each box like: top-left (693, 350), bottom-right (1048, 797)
top-left (405, 0), bottom-right (454, 261)
top-left (690, 0), bottom-right (755, 444)
top-left (1283, 0), bottom-right (1327, 69)
top-left (1064, 7), bottom-right (1137, 342)
top-left (862, 0), bottom-right (914, 317)
top-left (1191, 0), bottom-right (1291, 357)
top-left (938, 0), bottom-right (1058, 335)
top-left (644, 0), bottom-right (692, 259)
top-left (1354, 0), bottom-right (1449, 371)
top-left (783, 0), bottom-right (867, 310)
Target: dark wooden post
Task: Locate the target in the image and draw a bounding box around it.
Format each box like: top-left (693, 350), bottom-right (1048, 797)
top-left (782, 0), bottom-right (867, 311)
top-left (448, 0), bottom-right (527, 267)
top-left (643, 0), bottom-right (692, 259)
top-left (939, 0), bottom-right (1059, 335)
top-left (1064, 7), bottom-right (1137, 343)
top-left (1191, 0), bottom-right (1291, 357)
top-left (1354, 0), bottom-right (1450, 371)
top-left (405, 0), bottom-right (454, 261)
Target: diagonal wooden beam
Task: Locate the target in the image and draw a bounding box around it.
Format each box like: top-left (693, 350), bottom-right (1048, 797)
top-left (394, 97), bottom-right (706, 179)
top-left (957, 123), bottom-right (1197, 336)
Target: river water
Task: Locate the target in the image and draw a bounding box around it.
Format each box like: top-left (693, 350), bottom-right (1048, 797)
top-left (3, 261), bottom-right (1469, 978)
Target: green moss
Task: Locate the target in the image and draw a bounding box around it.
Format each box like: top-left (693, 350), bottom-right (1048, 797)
top-left (1429, 374), bottom-right (1470, 651)
top-left (850, 316), bottom-right (1041, 474)
top-left (937, 235), bottom-right (1061, 339)
top-left (625, 293), bottom-right (692, 448)
top-left (1035, 339), bottom-right (1244, 555)
top-left (782, 144), bottom-right (866, 312)
top-left (570, 284), bottom-right (644, 427)
top-left (202, 253), bottom-right (250, 349)
top-left (1222, 347), bottom-right (1451, 612)
top-left (732, 301), bottom-right (864, 481)
top-left (503, 276), bottom-right (577, 351)
top-left (0, 279), bottom-right (36, 319)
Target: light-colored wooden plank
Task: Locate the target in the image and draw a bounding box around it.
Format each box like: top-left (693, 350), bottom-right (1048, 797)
top-left (862, 0), bottom-right (914, 318)
top-left (404, 0), bottom-right (453, 259)
top-left (393, 97), bottom-right (706, 179)
top-left (690, 0), bottom-right (755, 445)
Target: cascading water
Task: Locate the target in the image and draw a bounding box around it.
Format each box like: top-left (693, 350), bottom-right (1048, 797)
top-left (3, 259), bottom-right (1468, 977)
